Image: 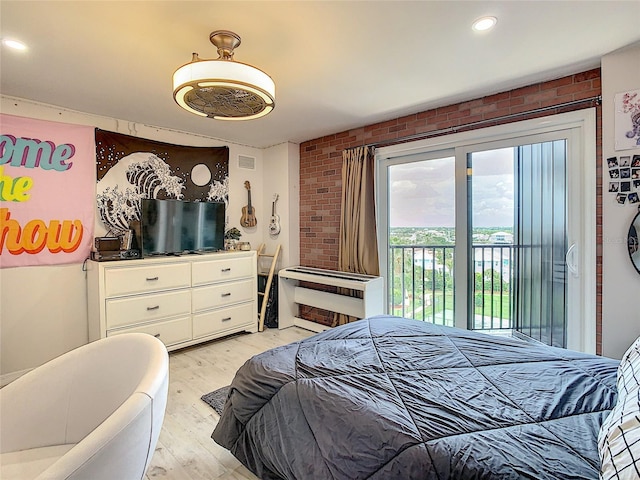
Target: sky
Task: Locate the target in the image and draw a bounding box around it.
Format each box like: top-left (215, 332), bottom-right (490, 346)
top-left (388, 148), bottom-right (514, 228)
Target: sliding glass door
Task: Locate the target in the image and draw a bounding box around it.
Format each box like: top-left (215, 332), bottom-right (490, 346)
top-left (466, 147), bottom-right (515, 331)
top-left (385, 153), bottom-right (455, 325)
top-left (466, 138), bottom-right (568, 347)
top-left (377, 110), bottom-right (596, 352)
top-left (513, 140), bottom-right (568, 347)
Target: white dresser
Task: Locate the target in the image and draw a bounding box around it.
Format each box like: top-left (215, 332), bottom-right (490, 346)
top-left (87, 251), bottom-right (257, 351)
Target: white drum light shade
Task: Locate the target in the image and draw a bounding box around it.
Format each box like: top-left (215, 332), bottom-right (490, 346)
top-left (172, 30), bottom-right (275, 121)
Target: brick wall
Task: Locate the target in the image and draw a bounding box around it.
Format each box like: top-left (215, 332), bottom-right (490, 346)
top-left (299, 69), bottom-right (603, 351)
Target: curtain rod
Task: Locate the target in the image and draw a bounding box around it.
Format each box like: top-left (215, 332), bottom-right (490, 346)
top-left (367, 95), bottom-right (601, 150)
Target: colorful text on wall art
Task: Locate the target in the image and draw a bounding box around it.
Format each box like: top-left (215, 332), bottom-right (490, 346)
top-left (0, 114), bottom-right (95, 267)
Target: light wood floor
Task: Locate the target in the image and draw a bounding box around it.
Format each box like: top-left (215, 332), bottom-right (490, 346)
top-left (145, 327), bottom-right (314, 480)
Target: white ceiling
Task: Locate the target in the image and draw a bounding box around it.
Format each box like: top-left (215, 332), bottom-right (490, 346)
top-left (1, 1), bottom-right (639, 149)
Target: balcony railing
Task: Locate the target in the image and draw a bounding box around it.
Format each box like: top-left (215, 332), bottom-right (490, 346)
top-left (389, 244), bottom-right (515, 331)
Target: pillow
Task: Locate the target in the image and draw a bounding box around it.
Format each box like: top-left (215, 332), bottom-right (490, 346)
top-left (598, 336), bottom-right (640, 480)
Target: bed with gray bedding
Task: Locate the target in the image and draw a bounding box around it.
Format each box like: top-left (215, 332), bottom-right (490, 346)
top-left (212, 315), bottom-right (619, 479)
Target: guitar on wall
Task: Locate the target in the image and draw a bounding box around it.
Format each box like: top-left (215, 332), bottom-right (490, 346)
top-left (269, 194), bottom-right (281, 235)
top-left (240, 181), bottom-right (257, 228)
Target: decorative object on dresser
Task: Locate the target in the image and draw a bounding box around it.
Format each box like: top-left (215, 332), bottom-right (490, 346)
top-left (269, 194), bottom-right (281, 235)
top-left (87, 251), bottom-right (258, 351)
top-left (224, 227), bottom-right (241, 251)
top-left (91, 249), bottom-right (140, 262)
top-left (237, 242), bottom-right (251, 251)
top-left (240, 181), bottom-right (257, 228)
top-left (94, 236), bottom-right (121, 252)
top-left (92, 235), bottom-right (141, 262)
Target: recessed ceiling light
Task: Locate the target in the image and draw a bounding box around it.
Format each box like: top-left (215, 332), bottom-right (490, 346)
top-left (472, 16), bottom-right (497, 32)
top-left (2, 38), bottom-right (28, 51)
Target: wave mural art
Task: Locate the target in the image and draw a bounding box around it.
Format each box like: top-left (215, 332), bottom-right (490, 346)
top-left (95, 129), bottom-right (229, 237)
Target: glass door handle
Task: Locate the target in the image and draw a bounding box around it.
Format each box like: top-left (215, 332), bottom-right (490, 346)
top-left (566, 243), bottom-right (579, 278)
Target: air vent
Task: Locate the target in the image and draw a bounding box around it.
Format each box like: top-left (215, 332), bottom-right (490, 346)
top-left (238, 155), bottom-right (255, 170)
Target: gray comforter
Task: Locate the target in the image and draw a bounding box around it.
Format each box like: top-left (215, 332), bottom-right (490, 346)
top-left (212, 316), bottom-right (618, 479)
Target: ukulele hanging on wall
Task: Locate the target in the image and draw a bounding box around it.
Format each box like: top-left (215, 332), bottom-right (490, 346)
top-left (240, 181), bottom-right (257, 227)
top-left (269, 194), bottom-right (281, 235)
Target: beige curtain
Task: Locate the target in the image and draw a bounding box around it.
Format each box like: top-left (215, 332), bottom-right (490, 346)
top-left (333, 145), bottom-right (379, 326)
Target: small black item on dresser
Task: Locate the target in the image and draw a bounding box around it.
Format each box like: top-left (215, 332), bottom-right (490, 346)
top-left (94, 237), bottom-right (121, 252)
top-left (91, 250), bottom-right (140, 262)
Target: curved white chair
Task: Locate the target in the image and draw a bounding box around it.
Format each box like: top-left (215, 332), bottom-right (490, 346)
top-left (0, 333), bottom-right (169, 480)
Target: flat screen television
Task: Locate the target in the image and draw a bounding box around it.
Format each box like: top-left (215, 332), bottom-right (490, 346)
top-left (140, 198), bottom-right (225, 256)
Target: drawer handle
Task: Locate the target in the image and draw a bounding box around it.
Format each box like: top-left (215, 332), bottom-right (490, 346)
top-left (221, 268), bottom-right (231, 272)
top-left (147, 305), bottom-right (160, 311)
top-left (221, 317), bottom-right (232, 322)
top-left (146, 276), bottom-right (159, 281)
top-left (221, 292), bottom-right (231, 297)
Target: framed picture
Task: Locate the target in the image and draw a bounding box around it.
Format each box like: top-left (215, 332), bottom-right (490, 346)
top-left (615, 89), bottom-right (640, 151)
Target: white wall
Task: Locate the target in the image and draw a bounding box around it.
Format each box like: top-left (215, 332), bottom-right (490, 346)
top-left (0, 96), bottom-right (301, 383)
top-left (262, 142), bottom-right (300, 270)
top-left (601, 42), bottom-right (640, 359)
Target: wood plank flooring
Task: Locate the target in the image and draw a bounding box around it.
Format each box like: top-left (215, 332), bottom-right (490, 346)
top-left (145, 327), bottom-right (314, 480)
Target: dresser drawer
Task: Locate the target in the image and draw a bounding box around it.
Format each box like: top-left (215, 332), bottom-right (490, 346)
top-left (192, 279), bottom-right (253, 312)
top-left (106, 290), bottom-right (191, 329)
top-left (104, 263), bottom-right (191, 298)
top-left (193, 302), bottom-right (255, 339)
top-left (107, 316), bottom-right (192, 347)
top-left (192, 256), bottom-right (254, 286)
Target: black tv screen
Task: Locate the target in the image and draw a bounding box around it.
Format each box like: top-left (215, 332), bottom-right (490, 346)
top-left (140, 198), bottom-right (225, 256)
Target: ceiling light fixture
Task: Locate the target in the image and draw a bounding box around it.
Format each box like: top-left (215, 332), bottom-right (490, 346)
top-left (172, 30), bottom-right (275, 121)
top-left (472, 16), bottom-right (497, 32)
top-left (2, 38), bottom-right (27, 51)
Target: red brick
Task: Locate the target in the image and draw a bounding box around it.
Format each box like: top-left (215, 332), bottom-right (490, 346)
top-left (448, 109), bottom-right (472, 120)
top-left (483, 91), bottom-right (510, 104)
top-left (557, 82), bottom-right (591, 96)
top-left (389, 123), bottom-right (408, 133)
top-left (544, 76), bottom-right (573, 89)
top-left (511, 84), bottom-right (540, 97)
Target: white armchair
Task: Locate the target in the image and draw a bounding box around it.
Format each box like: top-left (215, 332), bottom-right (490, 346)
top-left (0, 333), bottom-right (169, 480)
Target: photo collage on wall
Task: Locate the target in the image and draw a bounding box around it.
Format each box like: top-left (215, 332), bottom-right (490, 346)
top-left (607, 154), bottom-right (640, 205)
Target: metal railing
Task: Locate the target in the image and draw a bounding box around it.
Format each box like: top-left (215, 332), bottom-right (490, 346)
top-left (389, 244), bottom-right (514, 330)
